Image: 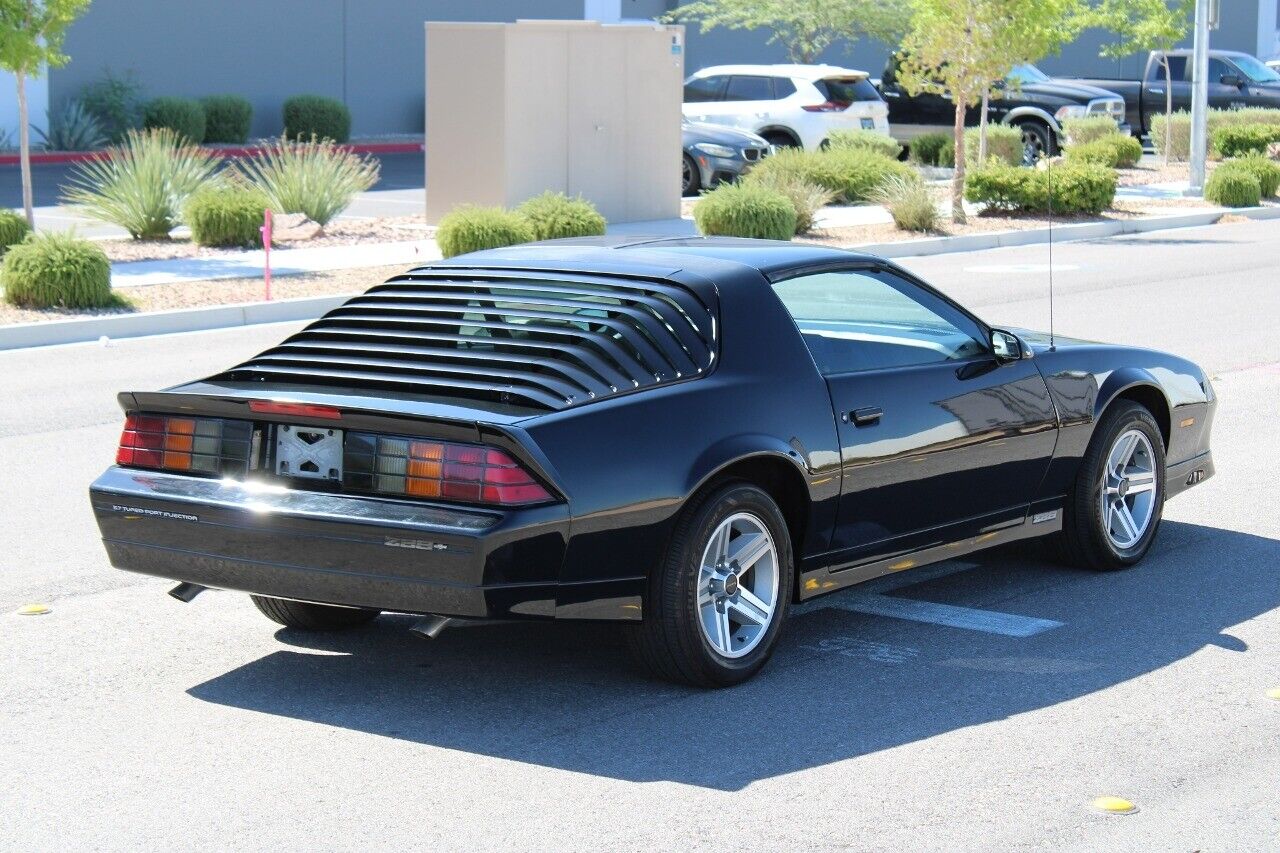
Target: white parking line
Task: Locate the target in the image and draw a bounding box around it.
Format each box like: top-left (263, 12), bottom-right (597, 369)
top-left (832, 593), bottom-right (1064, 637)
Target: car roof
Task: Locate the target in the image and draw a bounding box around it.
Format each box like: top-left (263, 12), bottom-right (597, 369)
top-left (689, 64), bottom-right (869, 81)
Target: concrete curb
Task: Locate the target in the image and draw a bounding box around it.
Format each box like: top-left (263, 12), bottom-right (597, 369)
top-left (0, 293), bottom-right (355, 351)
top-left (0, 141), bottom-right (423, 166)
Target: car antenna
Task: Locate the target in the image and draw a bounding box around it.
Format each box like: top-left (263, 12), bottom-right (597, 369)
top-left (1047, 149), bottom-right (1056, 351)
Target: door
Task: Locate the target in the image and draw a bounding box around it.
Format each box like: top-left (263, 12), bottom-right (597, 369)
top-left (770, 266), bottom-right (1059, 564)
top-left (1144, 54), bottom-right (1191, 118)
top-left (879, 57), bottom-right (952, 141)
top-left (719, 74), bottom-right (781, 134)
top-left (1205, 57), bottom-right (1249, 111)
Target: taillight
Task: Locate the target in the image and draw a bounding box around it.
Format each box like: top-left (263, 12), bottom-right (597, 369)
top-left (116, 413), bottom-right (252, 476)
top-left (342, 432), bottom-right (552, 506)
top-left (801, 101), bottom-right (849, 112)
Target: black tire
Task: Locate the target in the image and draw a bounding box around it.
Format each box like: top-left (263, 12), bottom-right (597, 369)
top-left (1017, 120), bottom-right (1056, 164)
top-left (681, 153), bottom-right (700, 196)
top-left (1054, 401), bottom-right (1166, 571)
top-left (250, 595), bottom-right (380, 631)
top-left (761, 131), bottom-right (799, 149)
top-left (626, 482), bottom-right (794, 687)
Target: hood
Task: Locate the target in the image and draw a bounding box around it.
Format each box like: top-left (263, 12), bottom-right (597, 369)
top-left (1009, 328), bottom-right (1101, 352)
top-left (1024, 78), bottom-right (1125, 103)
top-left (682, 121), bottom-right (769, 148)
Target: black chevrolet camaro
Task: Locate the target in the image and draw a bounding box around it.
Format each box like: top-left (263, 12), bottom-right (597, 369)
top-left (90, 238), bottom-right (1216, 687)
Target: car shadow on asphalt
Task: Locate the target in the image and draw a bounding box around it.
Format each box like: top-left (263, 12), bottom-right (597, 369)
top-left (187, 520), bottom-right (1279, 791)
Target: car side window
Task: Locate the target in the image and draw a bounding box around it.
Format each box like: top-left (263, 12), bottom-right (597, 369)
top-left (772, 269), bottom-right (989, 375)
top-left (772, 77), bottom-right (797, 98)
top-left (1206, 57), bottom-right (1233, 83)
top-left (724, 75), bottom-right (774, 101)
top-left (684, 75), bottom-right (728, 102)
top-left (1149, 55), bottom-right (1187, 81)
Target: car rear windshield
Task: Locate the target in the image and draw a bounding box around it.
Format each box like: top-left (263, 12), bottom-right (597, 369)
top-left (815, 77), bottom-right (880, 104)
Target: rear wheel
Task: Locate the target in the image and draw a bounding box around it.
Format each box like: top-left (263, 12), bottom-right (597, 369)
top-left (682, 153), bottom-right (700, 196)
top-left (761, 130), bottom-right (799, 150)
top-left (250, 595), bottom-right (380, 631)
top-left (627, 483), bottom-right (793, 687)
top-left (1054, 401), bottom-right (1166, 571)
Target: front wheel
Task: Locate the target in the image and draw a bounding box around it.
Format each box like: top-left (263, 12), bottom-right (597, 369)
top-left (627, 483), bottom-right (793, 687)
top-left (1018, 121), bottom-right (1056, 165)
top-left (250, 595), bottom-right (381, 631)
top-left (682, 153), bottom-right (700, 196)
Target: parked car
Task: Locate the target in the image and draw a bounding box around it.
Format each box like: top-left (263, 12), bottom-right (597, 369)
top-left (1075, 50), bottom-right (1280, 138)
top-left (90, 238), bottom-right (1216, 687)
top-left (682, 63), bottom-right (890, 150)
top-left (879, 60), bottom-right (1129, 162)
top-left (682, 118), bottom-right (771, 196)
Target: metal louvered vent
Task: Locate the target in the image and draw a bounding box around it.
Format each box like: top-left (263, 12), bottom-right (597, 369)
top-left (215, 269), bottom-right (718, 411)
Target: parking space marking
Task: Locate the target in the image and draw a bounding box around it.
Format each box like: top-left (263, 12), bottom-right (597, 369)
top-left (832, 593), bottom-right (1064, 638)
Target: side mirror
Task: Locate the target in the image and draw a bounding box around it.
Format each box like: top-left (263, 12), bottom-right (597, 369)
top-left (991, 329), bottom-right (1029, 363)
top-left (1220, 73), bottom-right (1245, 88)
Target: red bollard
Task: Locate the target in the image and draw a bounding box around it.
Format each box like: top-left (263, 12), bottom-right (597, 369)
top-left (260, 208), bottom-right (273, 302)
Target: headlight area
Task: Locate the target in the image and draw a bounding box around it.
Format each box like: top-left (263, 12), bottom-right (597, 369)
top-left (692, 142), bottom-right (737, 158)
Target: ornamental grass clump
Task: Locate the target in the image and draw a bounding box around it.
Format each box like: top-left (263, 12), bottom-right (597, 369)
top-left (236, 136), bottom-right (379, 230)
top-left (436, 206), bottom-right (534, 258)
top-left (870, 175), bottom-right (939, 232)
top-left (826, 129), bottom-right (901, 160)
top-left (0, 209), bottom-right (32, 253)
top-left (1, 232), bottom-right (115, 309)
top-left (184, 183), bottom-right (270, 248)
top-left (747, 147), bottom-right (917, 204)
top-left (62, 127), bottom-right (219, 240)
top-left (745, 169), bottom-right (837, 234)
top-left (693, 182), bottom-right (796, 240)
top-left (514, 191), bottom-right (606, 240)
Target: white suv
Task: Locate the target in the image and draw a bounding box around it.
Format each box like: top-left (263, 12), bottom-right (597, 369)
top-left (682, 64), bottom-right (891, 151)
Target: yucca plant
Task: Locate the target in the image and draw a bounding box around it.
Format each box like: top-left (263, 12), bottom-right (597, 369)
top-left (236, 136), bottom-right (379, 231)
top-left (34, 101), bottom-right (108, 152)
top-left (62, 128), bottom-right (219, 240)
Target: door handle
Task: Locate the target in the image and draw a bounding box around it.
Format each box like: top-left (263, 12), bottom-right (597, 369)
top-left (847, 406), bottom-right (882, 426)
top-left (1150, 87), bottom-right (1164, 94)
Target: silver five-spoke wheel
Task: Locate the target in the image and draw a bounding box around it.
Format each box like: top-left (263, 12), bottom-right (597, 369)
top-left (1101, 428), bottom-right (1158, 550)
top-left (697, 512), bottom-right (779, 658)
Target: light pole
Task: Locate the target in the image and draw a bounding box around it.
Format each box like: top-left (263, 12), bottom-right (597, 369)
top-left (1187, 0), bottom-right (1211, 194)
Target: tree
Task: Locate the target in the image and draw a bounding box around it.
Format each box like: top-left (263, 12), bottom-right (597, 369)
top-left (664, 0), bottom-right (909, 65)
top-left (0, 0), bottom-right (91, 228)
top-left (1089, 0), bottom-right (1190, 165)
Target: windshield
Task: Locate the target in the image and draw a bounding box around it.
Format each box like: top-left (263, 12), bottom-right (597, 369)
top-left (1007, 64), bottom-right (1050, 85)
top-left (1233, 54), bottom-right (1280, 83)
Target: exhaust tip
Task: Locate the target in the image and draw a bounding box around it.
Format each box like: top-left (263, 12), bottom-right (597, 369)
top-left (409, 614), bottom-right (453, 639)
top-left (168, 582), bottom-right (207, 603)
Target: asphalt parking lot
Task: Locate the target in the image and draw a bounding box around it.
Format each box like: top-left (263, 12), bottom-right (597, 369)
top-left (2, 219), bottom-right (1278, 850)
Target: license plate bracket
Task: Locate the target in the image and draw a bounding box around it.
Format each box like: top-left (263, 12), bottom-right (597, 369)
top-left (860, 117), bottom-right (875, 129)
top-left (275, 425), bottom-right (344, 481)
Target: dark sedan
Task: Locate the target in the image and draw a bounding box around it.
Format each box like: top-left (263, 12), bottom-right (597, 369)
top-left (90, 238), bottom-right (1215, 687)
top-left (683, 119), bottom-right (771, 196)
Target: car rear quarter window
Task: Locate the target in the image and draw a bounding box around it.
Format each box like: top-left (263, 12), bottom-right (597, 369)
top-left (724, 75), bottom-right (775, 101)
top-left (684, 75), bottom-right (728, 102)
top-left (773, 77), bottom-right (797, 98)
top-left (815, 77), bottom-right (881, 104)
top-left (772, 269), bottom-right (986, 374)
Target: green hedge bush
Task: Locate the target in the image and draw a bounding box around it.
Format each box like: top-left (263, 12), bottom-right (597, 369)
top-left (0, 209), bottom-right (32, 253)
top-left (1, 232), bottom-right (114, 309)
top-left (965, 162), bottom-right (1116, 215)
top-left (747, 147), bottom-right (918, 204)
top-left (826, 129), bottom-right (901, 159)
top-left (200, 95), bottom-right (253, 144)
top-left (938, 126), bottom-right (1024, 168)
top-left (514, 191), bottom-right (606, 240)
top-left (1215, 156), bottom-right (1279, 198)
top-left (1062, 116), bottom-right (1122, 147)
top-left (142, 97), bottom-right (206, 144)
top-left (283, 95), bottom-right (351, 143)
top-left (1211, 124), bottom-right (1280, 158)
top-left (1065, 134), bottom-right (1142, 169)
top-left (909, 131), bottom-right (951, 166)
top-left (184, 184), bottom-right (268, 247)
top-left (1153, 108), bottom-right (1280, 161)
top-left (693, 182), bottom-right (796, 240)
top-left (746, 168), bottom-right (836, 234)
top-left (1204, 169), bottom-right (1261, 207)
top-left (436, 206), bottom-right (533, 258)
top-left (1104, 134), bottom-right (1143, 168)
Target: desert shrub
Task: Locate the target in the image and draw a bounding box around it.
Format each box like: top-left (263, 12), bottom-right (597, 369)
top-left (34, 100), bottom-right (108, 151)
top-left (436, 206), bottom-right (534, 258)
top-left (0, 209), bottom-right (31, 253)
top-left (826, 129), bottom-right (901, 159)
top-left (909, 131), bottom-right (950, 166)
top-left (1063, 116), bottom-right (1122, 147)
top-left (870, 175), bottom-right (938, 232)
top-left (1149, 111), bottom-right (1191, 161)
top-left (1151, 109), bottom-right (1280, 161)
top-left (514, 191), bottom-right (606, 240)
top-left (1102, 134), bottom-right (1143, 168)
top-left (747, 147), bottom-right (917, 204)
top-left (62, 128), bottom-right (219, 239)
top-left (142, 97), bottom-right (206, 145)
top-left (201, 95), bottom-right (253, 144)
top-left (1216, 156), bottom-right (1279, 198)
top-left (236, 137), bottom-right (378, 227)
top-left (79, 69), bottom-right (144, 143)
top-left (1, 232), bottom-right (113, 309)
top-left (1065, 138), bottom-right (1121, 167)
top-left (693, 182), bottom-right (796, 240)
top-left (184, 183), bottom-right (269, 247)
top-left (1204, 169), bottom-right (1261, 207)
top-left (283, 95), bottom-right (351, 143)
top-left (937, 126), bottom-right (1024, 168)
top-left (965, 161), bottom-right (1115, 214)
top-left (1212, 124), bottom-right (1280, 158)
top-left (745, 168), bottom-right (836, 234)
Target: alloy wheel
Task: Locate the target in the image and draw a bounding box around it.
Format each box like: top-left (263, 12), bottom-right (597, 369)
top-left (1021, 127), bottom-right (1047, 165)
top-left (696, 512), bottom-right (780, 658)
top-left (1100, 428), bottom-right (1158, 550)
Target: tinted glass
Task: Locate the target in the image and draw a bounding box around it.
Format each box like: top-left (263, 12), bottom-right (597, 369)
top-left (1234, 54), bottom-right (1280, 82)
top-left (684, 75), bottom-right (728, 102)
top-left (772, 269), bottom-right (986, 374)
top-left (773, 77), bottom-right (797, 98)
top-left (1206, 57), bottom-right (1234, 83)
top-left (724, 75), bottom-right (774, 101)
top-left (815, 77), bottom-right (881, 104)
top-left (1149, 55), bottom-right (1187, 81)
top-left (1007, 64), bottom-right (1049, 85)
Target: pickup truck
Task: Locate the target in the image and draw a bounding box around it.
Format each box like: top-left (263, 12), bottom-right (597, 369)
top-left (1075, 50), bottom-right (1280, 137)
top-left (878, 60), bottom-right (1128, 162)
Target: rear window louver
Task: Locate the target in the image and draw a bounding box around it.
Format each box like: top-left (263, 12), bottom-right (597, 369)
top-left (216, 269), bottom-right (718, 411)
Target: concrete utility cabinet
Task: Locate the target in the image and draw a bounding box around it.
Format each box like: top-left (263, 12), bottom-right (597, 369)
top-left (425, 19), bottom-right (684, 224)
